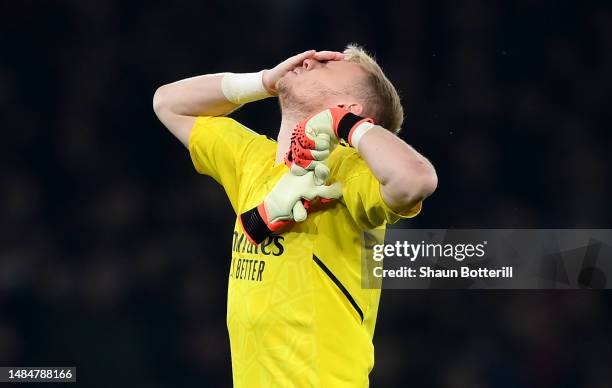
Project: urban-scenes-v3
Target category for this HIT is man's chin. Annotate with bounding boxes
[277,76,292,94]
[277,83,296,106]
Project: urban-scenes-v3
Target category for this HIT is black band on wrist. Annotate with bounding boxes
[336,113,364,143]
[239,206,271,245]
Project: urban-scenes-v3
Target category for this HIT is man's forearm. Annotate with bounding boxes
[153,73,240,146]
[153,73,239,119]
[357,126,438,213]
[153,71,275,146]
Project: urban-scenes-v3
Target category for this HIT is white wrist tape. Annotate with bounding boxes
[221,70,273,105]
[350,122,376,151]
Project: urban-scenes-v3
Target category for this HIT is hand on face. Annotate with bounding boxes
[262,50,345,95]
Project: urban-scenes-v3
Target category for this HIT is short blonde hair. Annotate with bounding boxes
[343,44,404,133]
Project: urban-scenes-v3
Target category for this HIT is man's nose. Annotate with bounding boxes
[302,58,321,71]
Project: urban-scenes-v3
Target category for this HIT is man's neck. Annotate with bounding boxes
[275,114,300,165]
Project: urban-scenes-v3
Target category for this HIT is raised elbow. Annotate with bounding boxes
[401,168,437,203]
[152,85,169,116]
[384,162,438,211]
[413,165,438,200]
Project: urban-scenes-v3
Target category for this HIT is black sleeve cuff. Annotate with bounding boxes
[239,206,271,245]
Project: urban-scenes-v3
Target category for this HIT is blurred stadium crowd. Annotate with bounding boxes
[1,0,611,387]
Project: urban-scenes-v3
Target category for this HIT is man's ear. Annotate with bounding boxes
[336,102,364,115]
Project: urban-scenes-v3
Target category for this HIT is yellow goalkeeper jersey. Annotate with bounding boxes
[188,116,421,388]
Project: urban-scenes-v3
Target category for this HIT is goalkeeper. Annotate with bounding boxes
[153,45,437,387]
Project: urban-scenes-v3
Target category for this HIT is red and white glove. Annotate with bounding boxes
[239,164,341,245]
[285,107,375,175]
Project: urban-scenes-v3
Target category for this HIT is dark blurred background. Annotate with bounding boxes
[1,0,611,387]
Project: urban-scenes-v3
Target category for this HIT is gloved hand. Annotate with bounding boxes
[239,163,342,245]
[285,107,375,175]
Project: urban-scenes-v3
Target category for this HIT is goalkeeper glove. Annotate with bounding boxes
[285,107,375,175]
[239,163,341,245]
